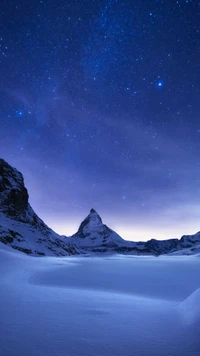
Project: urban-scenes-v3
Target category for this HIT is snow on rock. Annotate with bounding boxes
[0,159,78,256]
[66,208,200,255]
[70,208,126,247]
[1,158,200,257]
[67,208,125,251]
[67,208,152,254]
[178,288,200,325]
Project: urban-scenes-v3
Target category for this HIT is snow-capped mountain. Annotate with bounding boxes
[143,233,200,255]
[67,208,130,252]
[67,209,200,255]
[0,159,77,256]
[1,158,200,257]
[67,209,153,254]
[170,232,200,255]
[69,208,126,248]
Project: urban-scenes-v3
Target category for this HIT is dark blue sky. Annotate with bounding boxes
[0,0,200,240]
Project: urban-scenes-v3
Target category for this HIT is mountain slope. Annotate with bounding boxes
[66,209,200,255]
[66,209,152,254]
[0,159,77,256]
[70,208,126,248]
[1,158,200,257]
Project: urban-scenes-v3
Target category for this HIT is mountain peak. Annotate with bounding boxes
[70,207,127,251]
[76,209,103,238]
[90,208,98,214]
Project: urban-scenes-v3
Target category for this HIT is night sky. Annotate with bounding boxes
[0,0,200,240]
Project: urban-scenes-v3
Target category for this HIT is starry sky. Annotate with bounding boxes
[0,0,200,241]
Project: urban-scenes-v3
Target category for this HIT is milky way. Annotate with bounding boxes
[0,0,200,240]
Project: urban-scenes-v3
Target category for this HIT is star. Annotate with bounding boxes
[17,111,23,116]
[157,81,163,88]
[0,0,199,244]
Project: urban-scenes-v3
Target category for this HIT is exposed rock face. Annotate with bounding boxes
[74,208,124,246]
[145,238,180,255]
[0,159,29,219]
[68,209,200,255]
[70,208,125,247]
[1,158,200,257]
[0,159,77,256]
[146,233,200,255]
[76,209,104,238]
[67,209,152,254]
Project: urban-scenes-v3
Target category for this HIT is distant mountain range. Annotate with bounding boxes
[68,208,200,255]
[0,158,200,256]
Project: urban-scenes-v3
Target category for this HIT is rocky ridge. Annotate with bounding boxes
[0,158,200,256]
[67,209,200,255]
[0,159,77,256]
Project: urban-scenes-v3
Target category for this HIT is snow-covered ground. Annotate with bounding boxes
[0,246,200,356]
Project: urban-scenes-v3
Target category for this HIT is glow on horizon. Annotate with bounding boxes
[44,218,200,242]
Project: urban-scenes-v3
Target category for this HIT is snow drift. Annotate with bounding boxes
[0,249,200,356]
[178,288,200,325]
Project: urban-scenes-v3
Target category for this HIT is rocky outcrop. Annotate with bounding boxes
[0,159,29,219]
[1,158,200,257]
[67,208,200,255]
[71,208,125,245]
[67,209,152,254]
[0,159,78,256]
